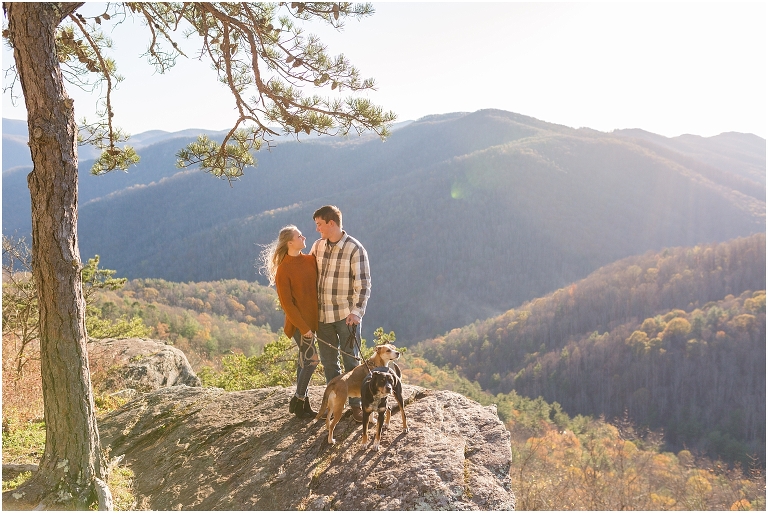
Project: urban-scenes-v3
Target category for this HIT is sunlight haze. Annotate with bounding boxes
[2,2,766,138]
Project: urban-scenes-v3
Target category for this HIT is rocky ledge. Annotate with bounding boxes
[99,384,515,510]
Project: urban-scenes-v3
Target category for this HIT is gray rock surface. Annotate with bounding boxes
[98,384,515,510]
[88,338,201,392]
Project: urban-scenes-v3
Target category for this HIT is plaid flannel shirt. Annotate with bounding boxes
[310,232,371,323]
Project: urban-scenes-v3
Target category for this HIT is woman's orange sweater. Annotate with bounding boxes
[275,253,318,338]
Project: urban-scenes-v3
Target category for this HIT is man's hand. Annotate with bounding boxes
[345,313,361,325]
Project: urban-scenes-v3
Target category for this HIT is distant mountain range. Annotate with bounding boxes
[3,110,765,342]
[415,233,766,464]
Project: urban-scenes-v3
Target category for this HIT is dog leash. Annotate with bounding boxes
[347,324,373,374]
[313,331,363,364]
[302,322,376,373]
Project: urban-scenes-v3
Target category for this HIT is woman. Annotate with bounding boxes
[261,225,319,418]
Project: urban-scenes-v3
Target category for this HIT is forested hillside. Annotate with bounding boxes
[3,110,765,343]
[415,233,766,464]
[398,354,765,510]
[94,278,282,368]
[515,290,764,465]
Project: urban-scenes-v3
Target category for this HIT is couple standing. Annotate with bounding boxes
[261,205,371,421]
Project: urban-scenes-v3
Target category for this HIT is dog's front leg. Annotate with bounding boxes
[361,408,372,446]
[372,403,387,451]
[395,389,409,433]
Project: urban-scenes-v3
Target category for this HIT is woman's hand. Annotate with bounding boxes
[302,330,314,339]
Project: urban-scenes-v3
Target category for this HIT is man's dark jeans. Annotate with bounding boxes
[316,319,361,408]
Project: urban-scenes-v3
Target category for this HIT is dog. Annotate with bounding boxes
[360,364,408,451]
[315,343,401,444]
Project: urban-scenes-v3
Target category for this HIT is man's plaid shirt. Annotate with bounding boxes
[310,232,371,323]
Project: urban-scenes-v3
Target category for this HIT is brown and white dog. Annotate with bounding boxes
[315,343,401,444]
[360,364,408,451]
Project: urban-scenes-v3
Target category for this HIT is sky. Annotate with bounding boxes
[2,2,766,139]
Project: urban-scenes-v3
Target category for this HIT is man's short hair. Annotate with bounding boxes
[313,205,342,227]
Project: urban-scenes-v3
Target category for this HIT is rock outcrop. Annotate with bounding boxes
[98,384,515,510]
[88,338,201,393]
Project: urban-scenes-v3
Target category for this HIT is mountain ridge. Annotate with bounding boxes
[3,110,765,342]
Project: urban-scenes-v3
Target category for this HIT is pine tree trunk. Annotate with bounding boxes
[4,3,109,509]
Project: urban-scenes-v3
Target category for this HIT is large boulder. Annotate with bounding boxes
[88,338,201,393]
[98,384,515,510]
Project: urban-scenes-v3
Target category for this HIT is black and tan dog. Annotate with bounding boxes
[360,364,408,451]
[315,343,401,444]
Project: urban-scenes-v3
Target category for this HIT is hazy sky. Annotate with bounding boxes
[2,2,766,138]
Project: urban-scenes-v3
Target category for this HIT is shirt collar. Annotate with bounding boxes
[327,231,347,247]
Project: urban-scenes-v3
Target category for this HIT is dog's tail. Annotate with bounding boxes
[392,361,402,378]
[315,386,330,421]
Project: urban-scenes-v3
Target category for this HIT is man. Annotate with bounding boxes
[310,205,371,422]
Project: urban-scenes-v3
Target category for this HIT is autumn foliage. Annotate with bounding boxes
[416,234,765,465]
[93,278,283,369]
[401,355,766,511]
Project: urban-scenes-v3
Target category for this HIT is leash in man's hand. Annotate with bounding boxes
[347,323,373,374]
[313,328,366,368]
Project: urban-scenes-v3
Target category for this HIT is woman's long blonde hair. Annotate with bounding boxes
[258,225,299,286]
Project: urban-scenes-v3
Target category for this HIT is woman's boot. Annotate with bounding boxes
[302,396,318,418]
[289,395,299,414]
[293,397,308,418]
